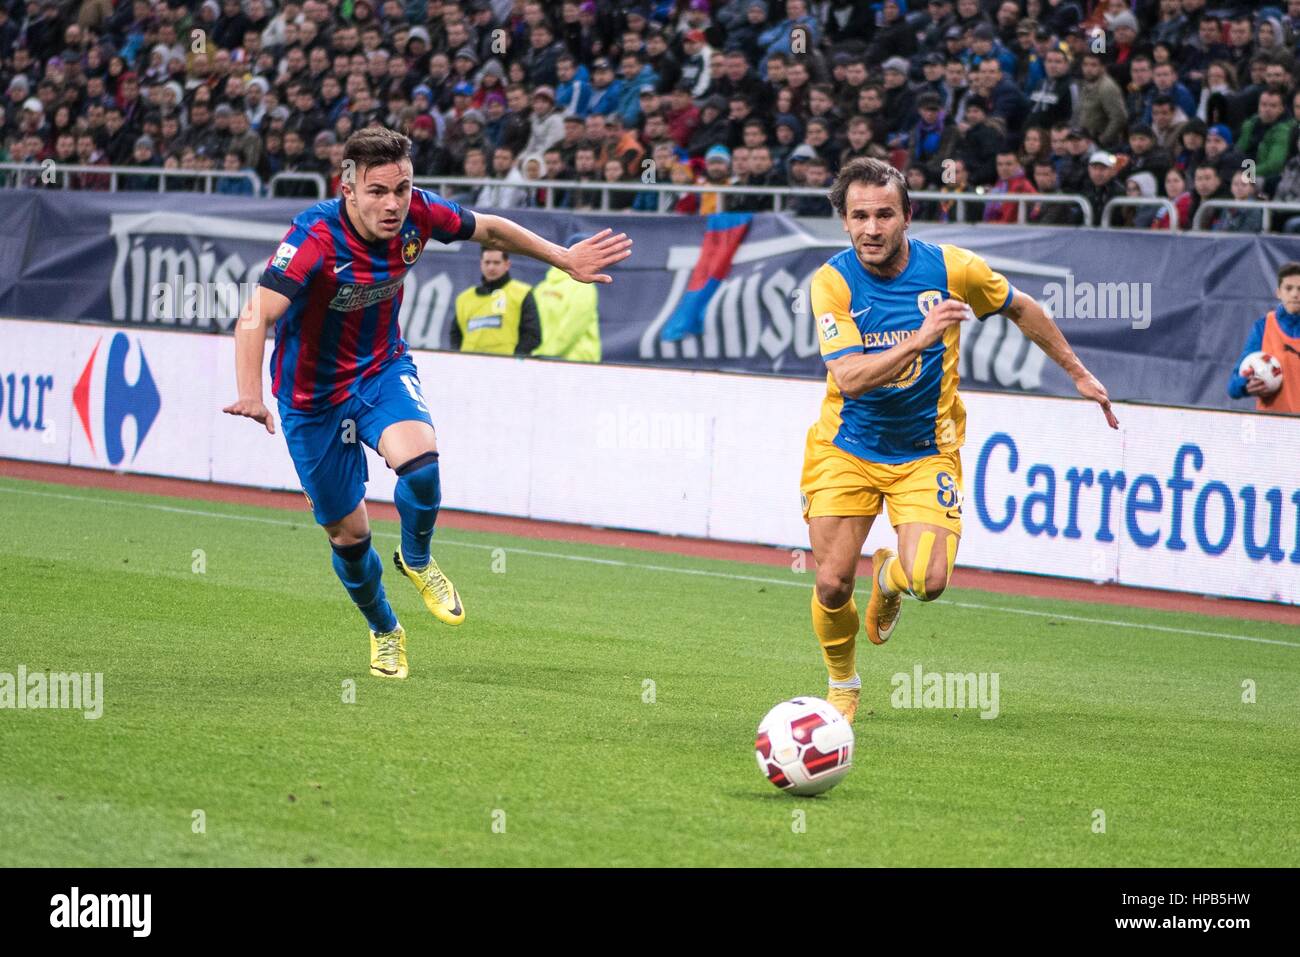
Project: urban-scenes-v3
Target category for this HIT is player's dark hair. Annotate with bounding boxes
[1278,262,1300,283]
[343,127,411,177]
[828,156,910,219]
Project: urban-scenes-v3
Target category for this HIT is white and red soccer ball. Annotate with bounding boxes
[755,697,854,796]
[1239,351,1284,395]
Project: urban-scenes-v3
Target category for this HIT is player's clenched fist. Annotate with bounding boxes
[223,397,276,434]
[917,298,971,347]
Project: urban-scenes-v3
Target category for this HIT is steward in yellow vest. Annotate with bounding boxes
[531,234,603,363]
[452,249,540,355]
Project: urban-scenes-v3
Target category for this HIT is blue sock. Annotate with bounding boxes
[330,536,398,633]
[394,452,441,569]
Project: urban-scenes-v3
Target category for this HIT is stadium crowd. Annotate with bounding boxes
[2,0,1300,228]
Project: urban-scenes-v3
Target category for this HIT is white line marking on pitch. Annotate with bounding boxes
[3,483,1297,649]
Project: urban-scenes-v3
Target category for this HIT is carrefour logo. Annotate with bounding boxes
[974,433,1300,563]
[72,333,161,465]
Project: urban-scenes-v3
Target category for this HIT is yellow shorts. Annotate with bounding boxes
[799,428,964,534]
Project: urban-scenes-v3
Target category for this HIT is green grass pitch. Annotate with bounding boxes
[1,475,1297,867]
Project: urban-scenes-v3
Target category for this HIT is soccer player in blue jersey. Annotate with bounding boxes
[802,158,1119,722]
[223,128,631,679]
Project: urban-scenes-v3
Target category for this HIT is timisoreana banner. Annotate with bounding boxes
[5,191,1300,410]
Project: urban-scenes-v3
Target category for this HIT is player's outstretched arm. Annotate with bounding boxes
[826,298,970,398]
[222,286,291,435]
[470,213,632,283]
[1003,289,1119,429]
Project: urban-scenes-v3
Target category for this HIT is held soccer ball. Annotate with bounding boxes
[755,697,855,796]
[1239,351,1283,395]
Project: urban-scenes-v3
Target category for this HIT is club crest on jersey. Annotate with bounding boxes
[917,290,943,317]
[401,228,423,265]
[818,312,838,342]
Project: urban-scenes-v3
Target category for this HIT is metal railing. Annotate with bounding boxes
[1,162,1284,234]
[268,171,328,198]
[414,175,834,212]
[414,177,1098,222]
[0,161,261,193]
[1192,198,1300,231]
[1099,196,1180,230]
[907,188,1092,224]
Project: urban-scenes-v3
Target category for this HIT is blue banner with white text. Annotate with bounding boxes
[1,191,1297,412]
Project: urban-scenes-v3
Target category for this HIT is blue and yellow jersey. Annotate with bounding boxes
[811,238,1014,464]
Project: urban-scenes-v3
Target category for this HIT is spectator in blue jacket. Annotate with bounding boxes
[965,23,1019,78]
[1144,61,1197,125]
[759,0,820,59]
[978,58,1030,141]
[215,150,255,195]
[587,58,623,118]
[555,55,592,118]
[615,52,658,128]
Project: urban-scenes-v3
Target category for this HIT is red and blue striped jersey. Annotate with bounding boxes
[259,187,476,411]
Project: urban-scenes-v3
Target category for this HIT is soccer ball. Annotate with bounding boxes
[1239,351,1283,395]
[755,697,854,796]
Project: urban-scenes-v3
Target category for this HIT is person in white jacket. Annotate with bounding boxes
[477,145,530,208]
[524,86,566,157]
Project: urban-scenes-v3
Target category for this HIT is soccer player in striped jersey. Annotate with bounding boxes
[223,128,631,679]
[802,158,1118,722]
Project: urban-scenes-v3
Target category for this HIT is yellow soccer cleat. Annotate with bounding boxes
[865,547,903,645]
[827,686,860,724]
[393,550,465,626]
[369,623,409,679]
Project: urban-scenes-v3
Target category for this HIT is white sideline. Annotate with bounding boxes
[3,483,1298,650]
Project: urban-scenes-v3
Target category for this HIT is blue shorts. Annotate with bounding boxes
[279,355,433,526]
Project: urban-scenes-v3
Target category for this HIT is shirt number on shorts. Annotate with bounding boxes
[401,374,429,414]
[936,471,961,511]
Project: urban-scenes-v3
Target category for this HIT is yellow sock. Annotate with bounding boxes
[883,555,910,596]
[811,591,858,683]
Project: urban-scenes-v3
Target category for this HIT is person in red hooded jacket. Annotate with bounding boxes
[982,150,1037,223]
